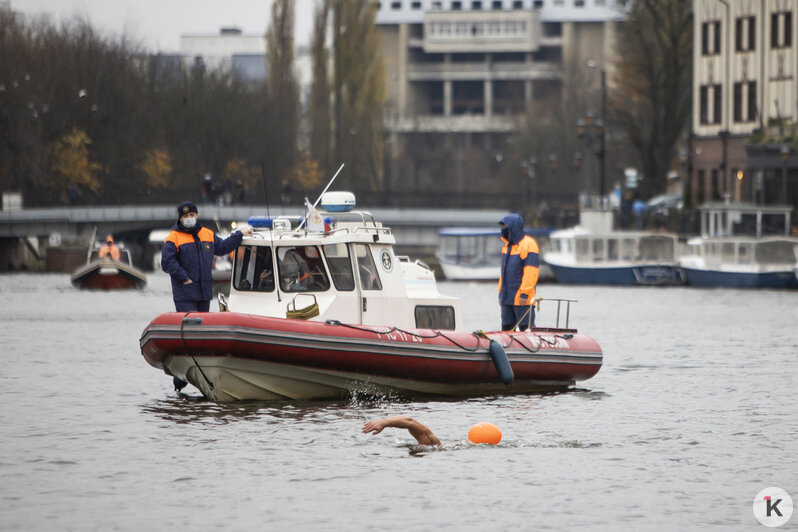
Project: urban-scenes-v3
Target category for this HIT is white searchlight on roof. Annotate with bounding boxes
[320,191,356,212]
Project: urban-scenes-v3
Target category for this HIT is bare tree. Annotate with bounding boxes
[309,0,331,177]
[331,0,385,192]
[613,0,692,199]
[265,0,299,185]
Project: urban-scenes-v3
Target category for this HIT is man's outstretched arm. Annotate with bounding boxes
[362,415,441,446]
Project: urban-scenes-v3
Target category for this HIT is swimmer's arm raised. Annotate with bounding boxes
[362,416,441,446]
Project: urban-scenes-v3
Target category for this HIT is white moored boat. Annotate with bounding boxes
[679,202,798,288]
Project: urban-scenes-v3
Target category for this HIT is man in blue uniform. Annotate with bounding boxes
[498,213,540,330]
[162,201,251,391]
[162,201,252,312]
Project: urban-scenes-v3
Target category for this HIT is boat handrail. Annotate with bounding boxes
[250,225,393,240]
[536,297,579,329]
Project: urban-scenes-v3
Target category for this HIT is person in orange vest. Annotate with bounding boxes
[498,213,539,330]
[98,235,121,261]
[162,201,252,313]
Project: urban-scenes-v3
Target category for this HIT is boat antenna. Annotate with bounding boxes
[298,163,344,230]
[86,225,98,261]
[261,157,281,302]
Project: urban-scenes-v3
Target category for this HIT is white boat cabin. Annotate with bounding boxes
[548,228,681,266]
[698,202,793,238]
[682,237,798,272]
[682,202,798,272]
[226,193,462,330]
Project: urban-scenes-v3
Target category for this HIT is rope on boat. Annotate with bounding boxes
[324,320,574,354]
[325,319,483,352]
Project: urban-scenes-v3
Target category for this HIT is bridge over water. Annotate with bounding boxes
[0,203,508,271]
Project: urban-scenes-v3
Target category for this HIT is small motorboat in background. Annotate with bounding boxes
[71,246,147,290]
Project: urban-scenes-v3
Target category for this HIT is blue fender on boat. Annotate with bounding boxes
[489,339,514,386]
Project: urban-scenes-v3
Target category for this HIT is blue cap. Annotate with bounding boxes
[177,201,198,216]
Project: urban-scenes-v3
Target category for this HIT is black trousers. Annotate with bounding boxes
[174,300,210,312]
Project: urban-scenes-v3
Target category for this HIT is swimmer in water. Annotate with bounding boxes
[362,415,442,446]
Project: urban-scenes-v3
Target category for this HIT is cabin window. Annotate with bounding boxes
[575,238,589,260]
[738,243,752,263]
[721,242,735,263]
[277,245,330,292]
[640,237,674,261]
[415,305,456,330]
[592,239,605,262]
[440,236,458,259]
[233,245,275,292]
[354,244,383,290]
[607,239,619,261]
[755,241,796,264]
[323,243,355,291]
[621,238,636,260]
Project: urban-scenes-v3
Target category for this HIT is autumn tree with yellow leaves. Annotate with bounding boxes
[50,128,100,202]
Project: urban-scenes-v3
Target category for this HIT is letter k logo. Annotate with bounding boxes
[765,496,783,517]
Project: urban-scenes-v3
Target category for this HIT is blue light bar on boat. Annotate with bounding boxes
[248,216,274,228]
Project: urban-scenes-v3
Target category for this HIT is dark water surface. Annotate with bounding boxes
[1,273,796,530]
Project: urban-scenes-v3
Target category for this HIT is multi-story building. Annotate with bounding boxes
[180,28,268,82]
[375,0,627,208]
[692,0,797,208]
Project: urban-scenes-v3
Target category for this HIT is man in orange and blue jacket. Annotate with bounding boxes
[498,213,539,330]
[162,201,252,313]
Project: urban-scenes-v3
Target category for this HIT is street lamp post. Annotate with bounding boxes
[717,0,730,198]
[576,112,603,208]
[520,157,538,217]
[780,144,790,204]
[573,151,583,207]
[588,61,607,209]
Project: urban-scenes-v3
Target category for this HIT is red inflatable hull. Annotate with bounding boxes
[140,312,603,401]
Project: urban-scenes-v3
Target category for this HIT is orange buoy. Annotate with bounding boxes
[467,422,502,445]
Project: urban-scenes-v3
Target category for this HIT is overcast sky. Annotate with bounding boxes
[10,0,315,53]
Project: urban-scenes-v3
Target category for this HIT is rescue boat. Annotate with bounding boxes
[139,192,603,401]
[71,248,146,290]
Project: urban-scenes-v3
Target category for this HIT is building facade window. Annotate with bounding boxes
[735,16,756,51]
[746,81,756,122]
[771,11,793,48]
[702,20,722,55]
[733,82,743,122]
[700,84,724,125]
[733,82,756,122]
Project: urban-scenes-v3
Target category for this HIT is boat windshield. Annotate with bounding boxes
[323,243,355,291]
[277,245,330,292]
[354,243,382,290]
[233,245,275,292]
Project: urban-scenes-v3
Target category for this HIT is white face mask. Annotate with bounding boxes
[182,216,197,229]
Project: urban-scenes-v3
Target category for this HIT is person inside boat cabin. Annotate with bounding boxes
[362,416,441,446]
[162,201,252,313]
[98,235,121,261]
[498,213,540,330]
